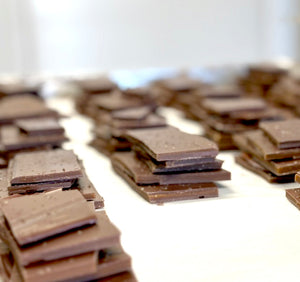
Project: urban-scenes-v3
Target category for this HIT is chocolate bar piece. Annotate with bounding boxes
[260,119,300,149]
[21,251,98,282]
[124,126,218,161]
[235,153,294,183]
[196,85,243,98]
[112,162,218,203]
[1,190,97,245]
[111,106,153,120]
[247,130,300,160]
[76,77,117,94]
[98,271,137,282]
[0,211,120,266]
[9,149,82,184]
[112,152,230,185]
[16,118,64,136]
[286,188,300,210]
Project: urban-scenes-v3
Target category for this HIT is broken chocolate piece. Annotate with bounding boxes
[286,188,300,210]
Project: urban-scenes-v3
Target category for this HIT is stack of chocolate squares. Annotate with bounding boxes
[90,90,166,156]
[0,189,135,281]
[151,75,203,107]
[0,149,104,209]
[0,95,66,167]
[234,119,300,183]
[74,76,118,115]
[188,85,244,121]
[196,97,293,150]
[238,64,288,97]
[286,172,300,211]
[111,126,231,204]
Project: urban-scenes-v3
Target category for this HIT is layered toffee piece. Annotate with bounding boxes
[192,97,292,150]
[90,90,166,156]
[234,119,300,183]
[111,126,230,204]
[0,189,134,281]
[0,149,104,209]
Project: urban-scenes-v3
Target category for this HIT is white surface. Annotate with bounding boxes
[1,0,299,74]
[48,97,300,282]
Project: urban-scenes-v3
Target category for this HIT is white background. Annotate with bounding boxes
[0,0,299,74]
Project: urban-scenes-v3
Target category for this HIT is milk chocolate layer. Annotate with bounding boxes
[112,163,218,203]
[1,190,97,246]
[9,149,82,184]
[112,152,230,185]
[235,153,294,183]
[260,119,300,149]
[286,188,300,210]
[124,126,218,161]
[0,211,120,266]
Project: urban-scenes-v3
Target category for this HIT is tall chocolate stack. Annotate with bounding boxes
[111,126,231,204]
[238,64,288,97]
[0,189,135,281]
[196,97,292,150]
[0,149,104,209]
[0,95,67,167]
[286,172,300,211]
[234,119,300,183]
[90,90,166,156]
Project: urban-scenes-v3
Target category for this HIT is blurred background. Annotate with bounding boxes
[1,0,300,75]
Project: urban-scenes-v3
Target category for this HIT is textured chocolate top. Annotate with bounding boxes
[9,149,82,184]
[259,119,300,149]
[1,189,97,245]
[16,118,64,136]
[202,98,266,115]
[125,126,218,161]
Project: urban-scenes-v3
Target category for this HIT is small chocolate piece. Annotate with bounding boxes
[1,190,97,245]
[286,188,300,210]
[20,251,98,282]
[111,106,153,120]
[16,118,64,136]
[9,149,82,184]
[112,152,230,185]
[76,77,117,94]
[0,211,120,266]
[98,271,137,282]
[259,119,300,149]
[196,85,243,99]
[124,126,218,161]
[112,162,218,203]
